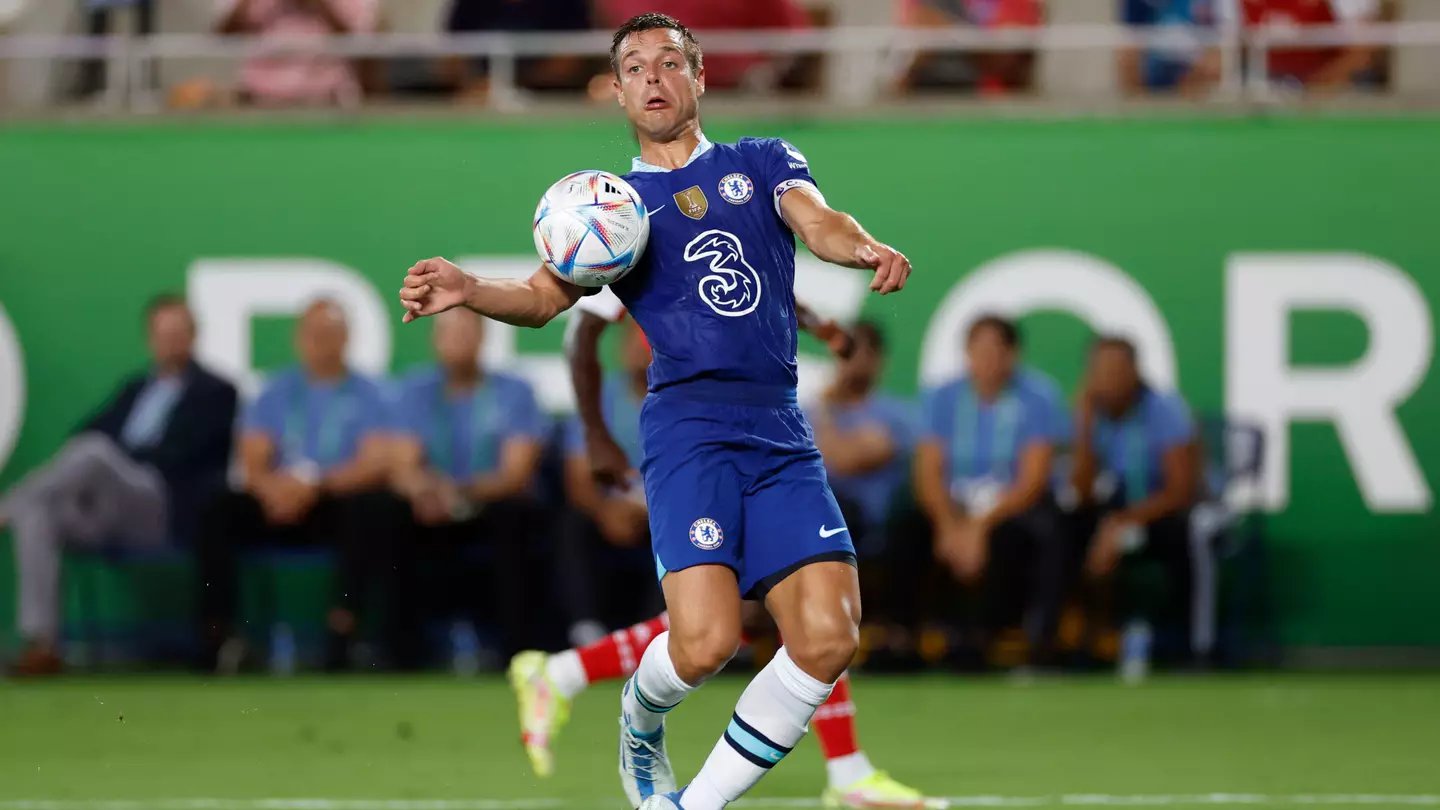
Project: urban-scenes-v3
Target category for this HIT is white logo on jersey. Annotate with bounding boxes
[685,230,763,318]
[782,142,807,165]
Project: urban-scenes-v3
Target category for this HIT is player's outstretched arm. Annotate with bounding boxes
[564,309,633,489]
[398,258,585,328]
[780,187,911,295]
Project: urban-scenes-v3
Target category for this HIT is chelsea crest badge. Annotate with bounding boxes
[718,173,754,205]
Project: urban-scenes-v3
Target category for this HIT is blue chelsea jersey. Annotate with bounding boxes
[609,136,821,405]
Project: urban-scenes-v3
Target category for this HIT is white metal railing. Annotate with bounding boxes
[2,22,1439,112]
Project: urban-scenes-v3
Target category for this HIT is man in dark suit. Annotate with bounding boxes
[0,294,237,676]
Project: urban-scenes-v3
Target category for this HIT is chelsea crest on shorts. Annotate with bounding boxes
[689,517,724,550]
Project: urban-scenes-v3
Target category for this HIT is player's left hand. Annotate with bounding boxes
[856,242,911,295]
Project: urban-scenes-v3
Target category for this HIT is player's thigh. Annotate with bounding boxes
[660,564,744,678]
[764,559,862,682]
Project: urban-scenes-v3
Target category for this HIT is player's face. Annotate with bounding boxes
[433,311,484,372]
[1088,346,1139,415]
[296,303,347,373]
[613,28,704,141]
[146,304,194,369]
[965,326,1015,391]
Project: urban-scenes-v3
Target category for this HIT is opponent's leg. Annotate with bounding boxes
[621,565,742,807]
[509,614,670,777]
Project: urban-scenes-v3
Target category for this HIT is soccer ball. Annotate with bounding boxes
[533,170,650,288]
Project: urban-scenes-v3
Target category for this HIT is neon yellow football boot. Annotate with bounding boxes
[506,651,572,778]
[822,771,950,809]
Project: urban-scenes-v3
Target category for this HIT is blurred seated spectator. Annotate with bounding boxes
[76,0,156,98]
[588,3,811,101]
[554,310,659,645]
[1119,0,1234,95]
[195,299,394,673]
[1072,336,1200,664]
[914,315,1067,669]
[805,321,921,665]
[1,295,236,677]
[386,309,549,667]
[898,0,1043,96]
[442,0,595,105]
[170,0,378,109]
[1242,0,1380,90]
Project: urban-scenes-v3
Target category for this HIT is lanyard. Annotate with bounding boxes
[429,382,499,478]
[1121,409,1149,505]
[952,382,1020,481]
[1100,403,1150,505]
[284,377,355,467]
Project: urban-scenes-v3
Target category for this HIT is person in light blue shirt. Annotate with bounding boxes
[196,299,396,673]
[914,314,1069,669]
[387,308,549,667]
[1072,335,1200,662]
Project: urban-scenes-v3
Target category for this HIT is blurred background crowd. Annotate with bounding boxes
[0,0,1436,686]
[0,0,1432,112]
[0,293,1238,679]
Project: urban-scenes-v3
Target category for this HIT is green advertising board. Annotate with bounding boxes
[0,117,1436,650]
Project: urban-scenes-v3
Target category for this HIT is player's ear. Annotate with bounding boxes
[695,66,705,97]
[613,76,624,106]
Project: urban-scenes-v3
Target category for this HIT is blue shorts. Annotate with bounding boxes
[639,390,857,600]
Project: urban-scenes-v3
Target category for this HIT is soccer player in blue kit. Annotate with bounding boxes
[397,12,911,810]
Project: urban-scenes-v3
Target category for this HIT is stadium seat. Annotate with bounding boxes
[65,542,339,671]
[1194,415,1278,668]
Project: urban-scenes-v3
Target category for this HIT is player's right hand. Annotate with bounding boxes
[399,257,469,323]
[586,432,635,490]
[856,241,911,295]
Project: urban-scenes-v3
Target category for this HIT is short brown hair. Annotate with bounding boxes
[610,13,704,78]
[144,292,190,327]
[966,314,1020,349]
[1091,334,1138,365]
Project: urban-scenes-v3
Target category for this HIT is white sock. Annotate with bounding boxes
[544,650,589,700]
[622,631,696,736]
[826,751,877,788]
[680,646,835,810]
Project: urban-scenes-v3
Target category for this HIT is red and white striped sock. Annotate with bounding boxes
[813,672,875,787]
[545,614,670,699]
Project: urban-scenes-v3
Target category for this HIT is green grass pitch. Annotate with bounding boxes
[2,674,1438,808]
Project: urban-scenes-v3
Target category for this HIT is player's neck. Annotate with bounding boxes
[637,123,705,170]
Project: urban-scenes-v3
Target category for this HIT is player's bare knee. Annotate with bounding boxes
[785,613,859,684]
[668,625,740,684]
